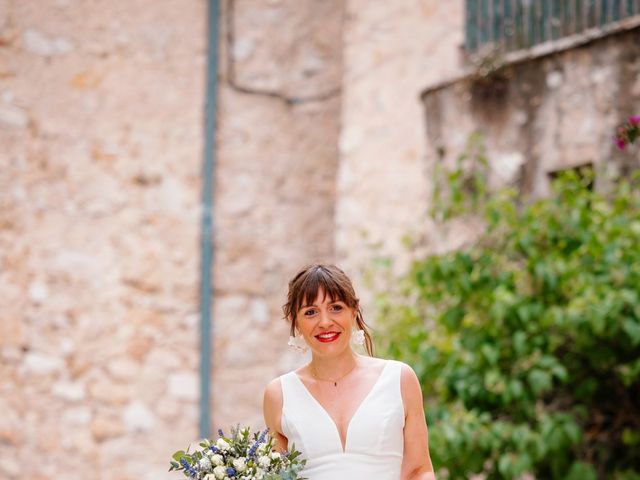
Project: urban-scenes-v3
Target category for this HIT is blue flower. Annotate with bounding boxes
[248,427,270,457]
[248,441,259,457]
[226,466,237,477]
[179,458,198,478]
[218,428,225,437]
[209,445,220,453]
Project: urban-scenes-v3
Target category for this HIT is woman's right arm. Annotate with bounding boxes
[262,378,289,453]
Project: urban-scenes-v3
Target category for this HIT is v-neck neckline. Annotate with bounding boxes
[292,360,391,454]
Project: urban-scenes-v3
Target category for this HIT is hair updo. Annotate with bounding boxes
[282,263,375,356]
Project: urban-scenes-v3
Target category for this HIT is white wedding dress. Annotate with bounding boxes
[279,359,404,480]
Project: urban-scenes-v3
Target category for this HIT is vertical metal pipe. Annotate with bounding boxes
[200,0,220,440]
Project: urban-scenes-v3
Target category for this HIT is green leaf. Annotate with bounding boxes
[172,450,186,462]
[622,319,640,346]
[563,420,582,445]
[527,369,552,395]
[566,461,597,480]
[622,428,640,446]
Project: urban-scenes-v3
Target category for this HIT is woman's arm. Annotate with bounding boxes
[262,378,289,453]
[399,363,437,480]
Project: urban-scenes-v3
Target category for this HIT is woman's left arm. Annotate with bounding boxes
[400,363,436,480]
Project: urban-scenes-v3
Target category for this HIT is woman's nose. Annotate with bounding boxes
[318,309,333,326]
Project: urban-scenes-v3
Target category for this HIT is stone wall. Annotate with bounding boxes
[0,0,345,478]
[335,0,466,298]
[421,28,640,199]
[0,1,203,479]
[211,0,344,430]
[0,0,206,480]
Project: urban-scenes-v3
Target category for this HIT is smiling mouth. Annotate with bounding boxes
[315,332,341,343]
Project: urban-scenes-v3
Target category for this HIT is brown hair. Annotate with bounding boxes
[282,264,375,356]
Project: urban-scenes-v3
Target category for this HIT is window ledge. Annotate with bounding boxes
[420,16,640,100]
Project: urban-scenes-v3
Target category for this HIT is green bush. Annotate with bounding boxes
[375,169,640,479]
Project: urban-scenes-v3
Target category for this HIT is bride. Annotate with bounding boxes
[263,264,436,480]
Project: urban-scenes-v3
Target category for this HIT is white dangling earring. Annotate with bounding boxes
[351,328,365,346]
[288,334,309,353]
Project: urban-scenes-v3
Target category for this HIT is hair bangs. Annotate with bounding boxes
[294,266,353,315]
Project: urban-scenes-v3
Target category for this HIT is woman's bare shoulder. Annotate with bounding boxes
[395,361,423,412]
[263,376,284,434]
[263,376,283,406]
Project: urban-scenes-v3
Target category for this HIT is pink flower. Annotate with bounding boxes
[615,136,627,150]
[629,115,640,126]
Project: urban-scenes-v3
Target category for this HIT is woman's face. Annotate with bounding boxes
[295,288,356,356]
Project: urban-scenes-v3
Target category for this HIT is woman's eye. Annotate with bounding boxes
[304,309,316,316]
[331,304,343,311]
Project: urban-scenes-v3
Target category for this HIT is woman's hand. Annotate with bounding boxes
[399,363,436,480]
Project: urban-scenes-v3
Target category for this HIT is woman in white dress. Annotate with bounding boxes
[263,264,436,480]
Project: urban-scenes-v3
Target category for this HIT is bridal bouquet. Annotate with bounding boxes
[169,425,306,480]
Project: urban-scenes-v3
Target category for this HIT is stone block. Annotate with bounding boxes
[52,380,86,402]
[88,379,131,406]
[0,105,28,128]
[22,352,65,375]
[91,414,125,442]
[22,29,73,56]
[122,400,155,432]
[167,372,198,401]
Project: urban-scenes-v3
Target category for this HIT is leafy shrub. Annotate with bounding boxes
[375,169,640,479]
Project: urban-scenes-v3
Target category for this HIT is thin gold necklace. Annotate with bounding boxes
[310,361,358,387]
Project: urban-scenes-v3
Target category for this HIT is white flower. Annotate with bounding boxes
[210,454,224,466]
[216,438,231,451]
[256,443,268,454]
[232,457,247,472]
[213,465,227,480]
[255,467,265,480]
[258,455,271,468]
[199,456,212,471]
[269,451,281,461]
